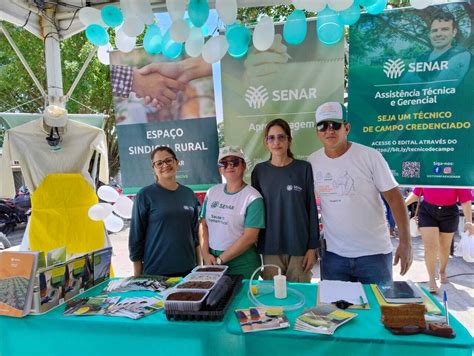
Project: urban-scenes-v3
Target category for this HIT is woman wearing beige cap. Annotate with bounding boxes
[199,146,264,278]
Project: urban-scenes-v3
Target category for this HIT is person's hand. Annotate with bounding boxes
[131,68,185,109]
[393,239,413,276]
[302,249,316,273]
[202,252,217,265]
[244,34,291,85]
[464,222,474,235]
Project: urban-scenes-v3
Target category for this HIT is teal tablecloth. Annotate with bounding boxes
[0,281,472,356]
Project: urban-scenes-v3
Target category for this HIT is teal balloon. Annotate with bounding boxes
[359,0,377,6]
[144,24,162,54]
[101,5,123,28]
[188,0,209,28]
[366,0,387,15]
[226,24,251,58]
[162,29,183,59]
[338,2,361,25]
[283,9,307,46]
[317,7,343,45]
[85,24,109,46]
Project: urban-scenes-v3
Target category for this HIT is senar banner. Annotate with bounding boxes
[110,48,220,194]
[221,19,344,180]
[348,2,473,187]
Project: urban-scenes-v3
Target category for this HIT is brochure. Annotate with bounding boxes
[235,307,290,333]
[106,297,164,319]
[295,305,357,335]
[0,251,39,317]
[36,263,66,313]
[63,295,120,316]
[104,276,179,294]
[92,247,113,285]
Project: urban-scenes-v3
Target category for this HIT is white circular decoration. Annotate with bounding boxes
[104,214,124,233]
[252,16,275,51]
[410,0,432,9]
[97,185,120,203]
[115,28,136,53]
[216,0,238,25]
[79,7,107,27]
[327,0,354,11]
[166,0,187,21]
[113,196,134,219]
[122,16,145,37]
[171,19,190,43]
[185,27,205,57]
[97,43,112,65]
[88,203,113,221]
[202,35,229,64]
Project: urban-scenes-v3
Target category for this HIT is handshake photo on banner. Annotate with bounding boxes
[111,55,214,124]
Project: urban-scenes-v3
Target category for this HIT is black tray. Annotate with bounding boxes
[165,274,243,321]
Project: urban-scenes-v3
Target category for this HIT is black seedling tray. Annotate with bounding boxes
[165,274,243,321]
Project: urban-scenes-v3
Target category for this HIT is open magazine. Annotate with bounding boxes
[295,305,357,335]
[235,307,290,333]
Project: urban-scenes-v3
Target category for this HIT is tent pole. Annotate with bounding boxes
[0,22,47,99]
[66,46,98,100]
[43,7,63,104]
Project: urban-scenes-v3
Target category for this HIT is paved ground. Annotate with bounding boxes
[3,225,473,335]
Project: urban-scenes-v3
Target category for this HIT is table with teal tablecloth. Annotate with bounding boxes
[0,281,472,356]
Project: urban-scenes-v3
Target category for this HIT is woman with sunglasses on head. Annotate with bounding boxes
[251,119,320,282]
[199,146,264,278]
[129,146,201,277]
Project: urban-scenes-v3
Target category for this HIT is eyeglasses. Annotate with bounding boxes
[265,134,288,143]
[153,157,175,168]
[218,158,242,169]
[316,121,345,132]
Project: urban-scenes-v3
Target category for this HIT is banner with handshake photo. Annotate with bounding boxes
[221,19,345,181]
[110,49,220,194]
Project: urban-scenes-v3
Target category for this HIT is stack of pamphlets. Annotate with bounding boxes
[295,305,357,335]
[235,307,290,333]
[376,281,423,304]
[104,276,179,294]
[106,297,164,319]
[63,295,120,316]
[64,295,163,319]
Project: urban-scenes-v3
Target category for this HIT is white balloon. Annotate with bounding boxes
[79,7,107,27]
[97,43,112,65]
[253,16,275,51]
[292,0,327,12]
[170,19,190,43]
[120,0,135,18]
[327,0,353,11]
[122,16,145,37]
[216,0,237,25]
[133,0,155,25]
[104,214,124,233]
[185,27,204,57]
[202,35,229,64]
[88,203,113,221]
[115,28,136,53]
[166,0,187,21]
[88,204,104,221]
[410,0,432,9]
[113,196,134,219]
[97,185,120,203]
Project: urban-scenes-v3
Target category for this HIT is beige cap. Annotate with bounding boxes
[218,146,245,162]
[44,105,68,127]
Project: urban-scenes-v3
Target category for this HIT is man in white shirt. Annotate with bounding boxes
[308,102,412,284]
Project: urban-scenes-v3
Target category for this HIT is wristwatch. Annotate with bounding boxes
[216,257,223,265]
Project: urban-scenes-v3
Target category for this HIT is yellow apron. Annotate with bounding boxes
[29,174,105,254]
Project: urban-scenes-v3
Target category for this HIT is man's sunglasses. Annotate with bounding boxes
[218,158,242,169]
[153,157,175,168]
[316,121,346,132]
[266,134,288,143]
